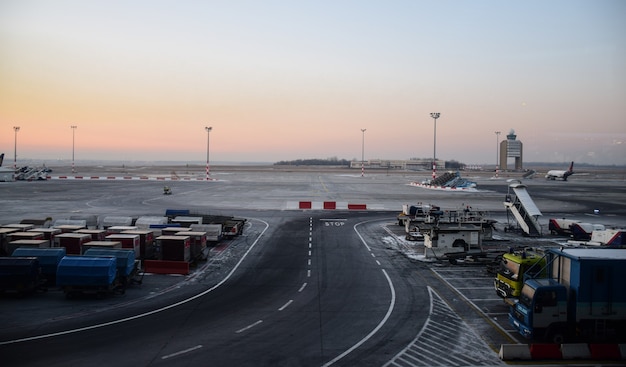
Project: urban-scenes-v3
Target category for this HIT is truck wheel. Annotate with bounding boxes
[552,333,565,344]
[548,330,566,344]
[452,239,468,251]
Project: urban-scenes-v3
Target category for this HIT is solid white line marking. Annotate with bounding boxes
[298,283,307,292]
[278,300,293,311]
[322,269,396,367]
[320,218,347,221]
[162,345,203,359]
[0,219,271,346]
[236,320,263,334]
[323,219,397,366]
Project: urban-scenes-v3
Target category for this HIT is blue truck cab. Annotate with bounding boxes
[509,278,568,340]
[509,248,626,343]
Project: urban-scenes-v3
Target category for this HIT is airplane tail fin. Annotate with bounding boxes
[0,153,4,167]
[563,161,574,180]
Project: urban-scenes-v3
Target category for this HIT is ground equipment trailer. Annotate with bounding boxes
[0,257,44,294]
[56,256,123,298]
[84,248,142,286]
[494,248,546,299]
[10,247,66,286]
[509,248,626,343]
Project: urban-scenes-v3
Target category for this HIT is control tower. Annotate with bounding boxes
[499,129,523,171]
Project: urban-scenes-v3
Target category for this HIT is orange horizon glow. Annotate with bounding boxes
[1,1,625,165]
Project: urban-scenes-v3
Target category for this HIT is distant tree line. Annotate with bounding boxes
[274,157,351,166]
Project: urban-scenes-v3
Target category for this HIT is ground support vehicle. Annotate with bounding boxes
[56,256,122,298]
[569,222,606,241]
[509,248,626,343]
[588,229,626,247]
[397,204,433,227]
[190,224,222,244]
[223,218,246,237]
[548,218,580,236]
[494,248,546,299]
[0,257,44,295]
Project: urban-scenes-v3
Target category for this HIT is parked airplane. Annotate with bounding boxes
[545,161,574,181]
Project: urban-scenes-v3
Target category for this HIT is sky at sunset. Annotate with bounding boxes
[1,0,625,166]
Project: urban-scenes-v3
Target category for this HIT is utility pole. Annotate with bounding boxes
[71,125,77,173]
[495,131,501,178]
[13,126,20,169]
[430,113,440,181]
[205,126,212,180]
[361,128,366,177]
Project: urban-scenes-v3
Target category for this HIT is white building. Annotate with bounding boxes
[0,167,14,182]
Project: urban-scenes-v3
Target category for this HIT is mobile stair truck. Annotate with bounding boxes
[494,248,546,299]
[508,248,626,343]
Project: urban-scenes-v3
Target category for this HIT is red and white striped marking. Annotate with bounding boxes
[48,176,216,181]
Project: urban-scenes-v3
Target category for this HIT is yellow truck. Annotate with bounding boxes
[494,248,546,299]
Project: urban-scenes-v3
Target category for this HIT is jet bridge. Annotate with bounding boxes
[504,183,542,236]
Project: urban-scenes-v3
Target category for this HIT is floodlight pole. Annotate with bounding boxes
[205,126,212,180]
[13,126,20,169]
[361,128,366,177]
[71,125,77,173]
[430,113,440,180]
[495,131,501,178]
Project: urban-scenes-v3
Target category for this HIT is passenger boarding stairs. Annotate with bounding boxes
[14,166,48,181]
[430,172,456,186]
[504,183,542,236]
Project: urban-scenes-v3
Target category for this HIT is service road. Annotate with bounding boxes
[1,167,625,366]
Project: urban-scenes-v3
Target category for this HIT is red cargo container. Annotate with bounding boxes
[121,230,155,259]
[105,234,140,258]
[55,233,92,255]
[156,235,190,262]
[28,227,61,247]
[8,231,45,242]
[75,229,107,241]
[178,231,207,261]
